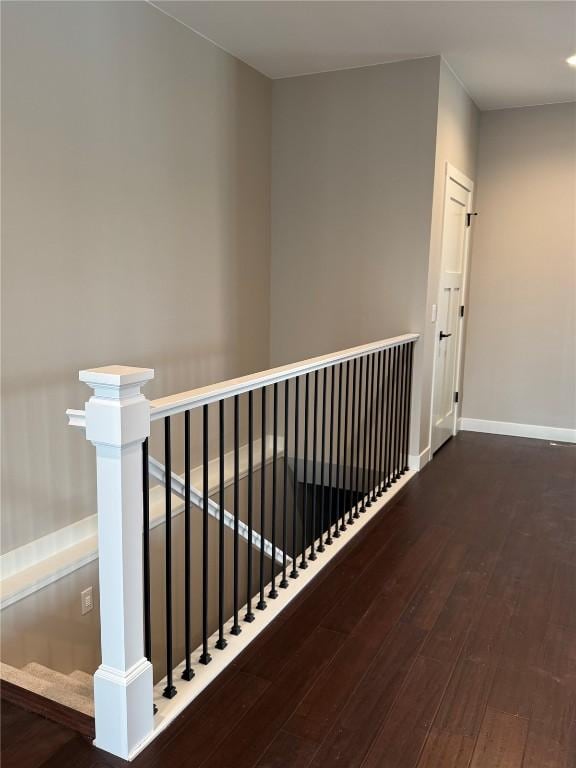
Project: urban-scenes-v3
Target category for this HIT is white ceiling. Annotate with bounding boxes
[153,1,576,110]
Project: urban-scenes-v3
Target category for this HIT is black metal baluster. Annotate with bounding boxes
[366,353,376,506]
[364,354,372,508]
[378,350,385,492]
[142,438,152,663]
[300,374,309,568]
[310,371,319,559]
[163,418,177,697]
[345,360,353,525]
[385,347,394,489]
[215,401,227,649]
[231,396,241,635]
[403,343,414,472]
[269,383,279,598]
[142,437,157,714]
[386,348,397,488]
[393,347,400,482]
[199,407,212,664]
[376,349,386,488]
[371,351,382,503]
[332,366,341,538]
[374,352,383,497]
[354,356,364,517]
[257,388,267,609]
[245,392,255,620]
[182,413,194,678]
[377,350,387,496]
[348,358,357,525]
[280,381,290,588]
[392,347,401,483]
[364,355,373,509]
[394,346,404,480]
[398,345,408,477]
[340,361,350,530]
[342,360,353,527]
[361,355,371,511]
[370,352,379,503]
[291,378,300,578]
[335,364,345,534]
[318,369,327,552]
[327,366,335,542]
[388,347,398,486]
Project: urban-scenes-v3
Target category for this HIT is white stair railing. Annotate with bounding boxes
[67,333,419,760]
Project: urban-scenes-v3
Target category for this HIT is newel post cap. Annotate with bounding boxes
[80,365,154,447]
[80,365,154,391]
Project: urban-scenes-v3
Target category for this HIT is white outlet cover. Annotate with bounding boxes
[81,586,93,615]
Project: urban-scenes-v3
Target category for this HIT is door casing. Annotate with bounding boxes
[429,162,475,454]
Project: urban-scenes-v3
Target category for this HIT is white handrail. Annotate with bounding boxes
[150,333,419,421]
[67,408,86,428]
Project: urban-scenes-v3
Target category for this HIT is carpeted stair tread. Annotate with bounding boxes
[69,670,94,688]
[0,662,94,717]
[22,662,93,698]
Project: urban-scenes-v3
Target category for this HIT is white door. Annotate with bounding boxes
[431,165,474,453]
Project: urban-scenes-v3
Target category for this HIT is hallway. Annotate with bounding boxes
[2,432,575,768]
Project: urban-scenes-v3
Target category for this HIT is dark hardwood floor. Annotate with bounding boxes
[2,432,575,768]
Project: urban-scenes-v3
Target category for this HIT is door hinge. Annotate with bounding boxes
[454,391,459,403]
[460,305,465,318]
[466,212,478,227]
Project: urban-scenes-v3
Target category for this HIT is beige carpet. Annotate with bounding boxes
[0,661,94,716]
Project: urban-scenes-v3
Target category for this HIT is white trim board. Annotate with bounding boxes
[459,418,576,444]
[0,436,283,610]
[408,445,431,471]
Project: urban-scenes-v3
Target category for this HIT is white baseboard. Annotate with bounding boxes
[0,515,98,584]
[459,418,576,444]
[408,445,431,471]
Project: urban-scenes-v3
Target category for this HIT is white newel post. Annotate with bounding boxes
[79,365,155,760]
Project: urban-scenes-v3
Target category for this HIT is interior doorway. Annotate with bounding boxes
[431,163,474,454]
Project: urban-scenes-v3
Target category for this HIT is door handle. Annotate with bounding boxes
[439,331,452,341]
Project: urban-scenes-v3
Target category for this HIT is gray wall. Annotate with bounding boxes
[463,103,576,429]
[1,1,272,552]
[270,56,479,456]
[270,57,442,454]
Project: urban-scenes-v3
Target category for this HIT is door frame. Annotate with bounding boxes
[429,162,475,453]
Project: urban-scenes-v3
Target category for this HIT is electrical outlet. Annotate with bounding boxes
[81,587,93,615]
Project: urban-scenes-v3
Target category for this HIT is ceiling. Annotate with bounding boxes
[152,1,576,110]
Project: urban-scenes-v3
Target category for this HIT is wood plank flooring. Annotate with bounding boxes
[2,432,575,768]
